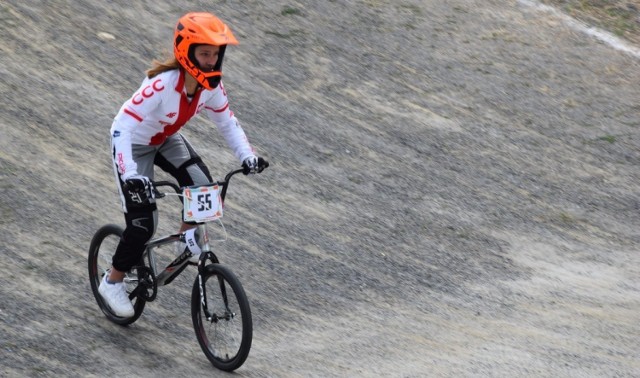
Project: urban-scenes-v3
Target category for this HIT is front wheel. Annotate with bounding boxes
[191,264,252,372]
[88,224,146,325]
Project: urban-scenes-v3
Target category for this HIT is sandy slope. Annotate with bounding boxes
[1,0,639,377]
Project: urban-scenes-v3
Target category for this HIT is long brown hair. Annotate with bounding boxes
[146,56,181,78]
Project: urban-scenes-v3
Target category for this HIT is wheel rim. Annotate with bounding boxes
[198,273,245,362]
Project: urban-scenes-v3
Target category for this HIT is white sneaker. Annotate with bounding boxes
[176,242,200,265]
[175,241,201,264]
[98,274,135,317]
[189,251,201,264]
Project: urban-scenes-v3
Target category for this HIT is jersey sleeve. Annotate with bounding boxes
[202,82,255,162]
[111,76,164,180]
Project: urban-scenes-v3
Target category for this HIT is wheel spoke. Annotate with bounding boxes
[191,264,252,371]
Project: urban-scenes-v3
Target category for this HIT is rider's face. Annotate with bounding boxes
[194,45,220,71]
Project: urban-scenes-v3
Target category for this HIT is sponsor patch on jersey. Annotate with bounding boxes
[112,130,121,137]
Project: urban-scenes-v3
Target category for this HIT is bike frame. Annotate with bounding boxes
[131,168,245,321]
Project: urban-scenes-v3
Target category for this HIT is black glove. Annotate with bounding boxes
[242,156,269,175]
[123,175,152,203]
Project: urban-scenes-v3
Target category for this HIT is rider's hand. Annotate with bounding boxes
[123,175,152,203]
[242,156,269,175]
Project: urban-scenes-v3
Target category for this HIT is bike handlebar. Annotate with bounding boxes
[152,167,246,202]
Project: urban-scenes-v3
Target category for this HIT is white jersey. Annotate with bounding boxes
[110,69,255,180]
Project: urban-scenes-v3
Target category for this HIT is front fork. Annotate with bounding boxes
[193,224,233,323]
[196,253,219,322]
[196,223,221,321]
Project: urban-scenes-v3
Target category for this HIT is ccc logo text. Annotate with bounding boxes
[132,79,164,105]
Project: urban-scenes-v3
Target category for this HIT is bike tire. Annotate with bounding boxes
[88,224,146,325]
[191,264,253,372]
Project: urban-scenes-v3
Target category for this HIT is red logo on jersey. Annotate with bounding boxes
[117,152,126,174]
[132,79,165,105]
[166,112,177,118]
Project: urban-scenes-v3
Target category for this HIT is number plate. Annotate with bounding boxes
[183,185,223,223]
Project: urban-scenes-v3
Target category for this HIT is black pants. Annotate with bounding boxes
[111,133,212,272]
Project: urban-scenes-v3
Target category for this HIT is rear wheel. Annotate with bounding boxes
[191,264,252,371]
[88,224,146,325]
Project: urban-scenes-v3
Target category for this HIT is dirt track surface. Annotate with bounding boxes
[1,1,639,377]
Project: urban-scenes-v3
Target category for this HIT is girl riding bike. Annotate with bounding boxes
[100,11,268,318]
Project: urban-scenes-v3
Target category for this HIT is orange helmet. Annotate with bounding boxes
[173,12,239,89]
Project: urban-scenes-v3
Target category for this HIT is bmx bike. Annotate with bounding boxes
[88,166,262,371]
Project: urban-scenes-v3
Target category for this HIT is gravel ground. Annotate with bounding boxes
[1,0,639,377]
